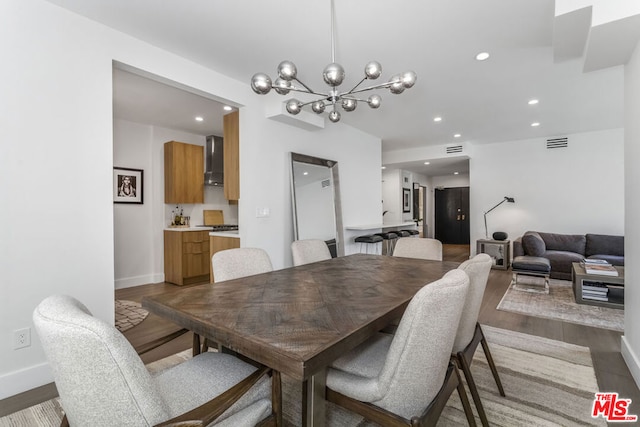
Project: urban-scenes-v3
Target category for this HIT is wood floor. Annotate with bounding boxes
[2,244,639,419]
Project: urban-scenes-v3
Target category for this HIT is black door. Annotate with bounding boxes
[435,187,470,244]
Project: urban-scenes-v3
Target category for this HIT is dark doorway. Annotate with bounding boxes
[435,187,470,244]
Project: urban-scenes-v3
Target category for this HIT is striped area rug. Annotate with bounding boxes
[0,326,605,426]
[497,279,624,332]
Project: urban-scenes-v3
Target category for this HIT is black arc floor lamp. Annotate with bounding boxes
[484,196,515,239]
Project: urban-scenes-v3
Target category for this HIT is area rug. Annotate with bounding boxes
[497,279,624,332]
[114,299,148,332]
[0,326,606,426]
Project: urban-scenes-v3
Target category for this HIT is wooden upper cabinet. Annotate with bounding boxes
[164,141,204,204]
[223,111,239,201]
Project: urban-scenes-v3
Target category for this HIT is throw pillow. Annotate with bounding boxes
[522,232,546,256]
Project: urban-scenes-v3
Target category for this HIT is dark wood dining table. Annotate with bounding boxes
[142,253,460,426]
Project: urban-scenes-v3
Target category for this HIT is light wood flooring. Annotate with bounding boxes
[2,244,639,419]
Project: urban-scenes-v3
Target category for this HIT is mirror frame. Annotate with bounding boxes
[290,152,345,257]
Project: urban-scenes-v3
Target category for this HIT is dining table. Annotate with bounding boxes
[142,253,460,426]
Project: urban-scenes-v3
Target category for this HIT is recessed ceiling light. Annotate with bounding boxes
[303,171,309,176]
[195,116,204,122]
[531,122,540,127]
[454,134,461,138]
[424,161,430,165]
[475,52,490,61]
[223,106,233,111]
[381,166,386,170]
[528,99,539,105]
[454,172,459,175]
[433,116,442,122]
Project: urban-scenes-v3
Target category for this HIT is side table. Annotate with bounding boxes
[476,239,510,270]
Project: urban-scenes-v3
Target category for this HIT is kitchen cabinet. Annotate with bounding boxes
[164,230,210,285]
[209,235,240,283]
[164,141,204,204]
[223,111,239,201]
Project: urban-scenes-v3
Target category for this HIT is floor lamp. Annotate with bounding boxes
[484,196,515,239]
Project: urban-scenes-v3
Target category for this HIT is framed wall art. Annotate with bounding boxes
[113,167,143,204]
[403,188,411,212]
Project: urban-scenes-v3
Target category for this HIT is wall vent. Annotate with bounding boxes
[321,179,331,188]
[446,145,463,154]
[546,137,568,149]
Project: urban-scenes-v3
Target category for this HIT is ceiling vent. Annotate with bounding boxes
[546,137,568,149]
[446,145,463,154]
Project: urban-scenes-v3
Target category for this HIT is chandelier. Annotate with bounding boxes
[250,0,417,123]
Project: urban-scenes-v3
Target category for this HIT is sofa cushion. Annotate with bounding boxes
[585,234,624,257]
[538,232,586,255]
[512,256,551,273]
[522,232,546,256]
[544,250,585,280]
[587,255,625,267]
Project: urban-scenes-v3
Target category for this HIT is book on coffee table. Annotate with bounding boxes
[582,259,610,265]
[584,263,618,276]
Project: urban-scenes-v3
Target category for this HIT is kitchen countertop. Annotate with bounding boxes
[345,221,417,230]
[164,226,213,231]
[209,230,240,238]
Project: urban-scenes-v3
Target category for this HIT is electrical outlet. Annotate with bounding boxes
[14,327,31,349]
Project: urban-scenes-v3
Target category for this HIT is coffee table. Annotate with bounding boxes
[571,262,624,309]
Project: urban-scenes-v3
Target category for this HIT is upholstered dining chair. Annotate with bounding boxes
[326,269,477,426]
[453,253,505,427]
[212,247,273,282]
[291,239,332,266]
[33,294,281,427]
[392,237,443,261]
[200,247,275,353]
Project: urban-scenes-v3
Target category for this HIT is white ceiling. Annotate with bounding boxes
[56,0,626,176]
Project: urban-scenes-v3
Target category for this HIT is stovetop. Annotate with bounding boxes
[207,224,239,231]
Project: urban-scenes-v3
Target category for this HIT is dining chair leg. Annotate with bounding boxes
[478,323,505,397]
[455,352,489,427]
[454,363,478,427]
[192,333,201,356]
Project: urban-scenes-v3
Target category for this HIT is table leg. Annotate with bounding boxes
[302,368,326,427]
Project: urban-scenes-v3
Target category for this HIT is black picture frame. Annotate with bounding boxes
[403,188,411,212]
[113,167,143,204]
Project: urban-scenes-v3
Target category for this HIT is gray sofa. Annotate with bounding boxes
[513,231,624,280]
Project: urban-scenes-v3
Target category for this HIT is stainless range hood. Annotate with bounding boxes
[204,135,224,186]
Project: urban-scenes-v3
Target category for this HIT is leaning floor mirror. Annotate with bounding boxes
[290,152,344,257]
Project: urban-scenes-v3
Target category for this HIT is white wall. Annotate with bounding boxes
[0,0,381,398]
[113,119,237,289]
[469,128,624,247]
[621,40,640,388]
[382,169,402,224]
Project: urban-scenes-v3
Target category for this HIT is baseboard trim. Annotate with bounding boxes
[0,362,53,401]
[621,335,640,390]
[115,273,164,289]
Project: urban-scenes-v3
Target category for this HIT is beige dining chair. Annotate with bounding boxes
[199,247,275,353]
[212,247,274,282]
[291,239,332,266]
[33,294,281,427]
[392,237,443,261]
[453,253,505,427]
[325,269,477,426]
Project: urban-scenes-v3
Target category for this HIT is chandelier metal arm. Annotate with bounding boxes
[281,85,329,97]
[339,95,372,103]
[298,97,331,108]
[292,78,317,94]
[343,77,367,95]
[345,80,398,95]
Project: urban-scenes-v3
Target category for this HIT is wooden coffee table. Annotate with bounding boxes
[571,262,624,309]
